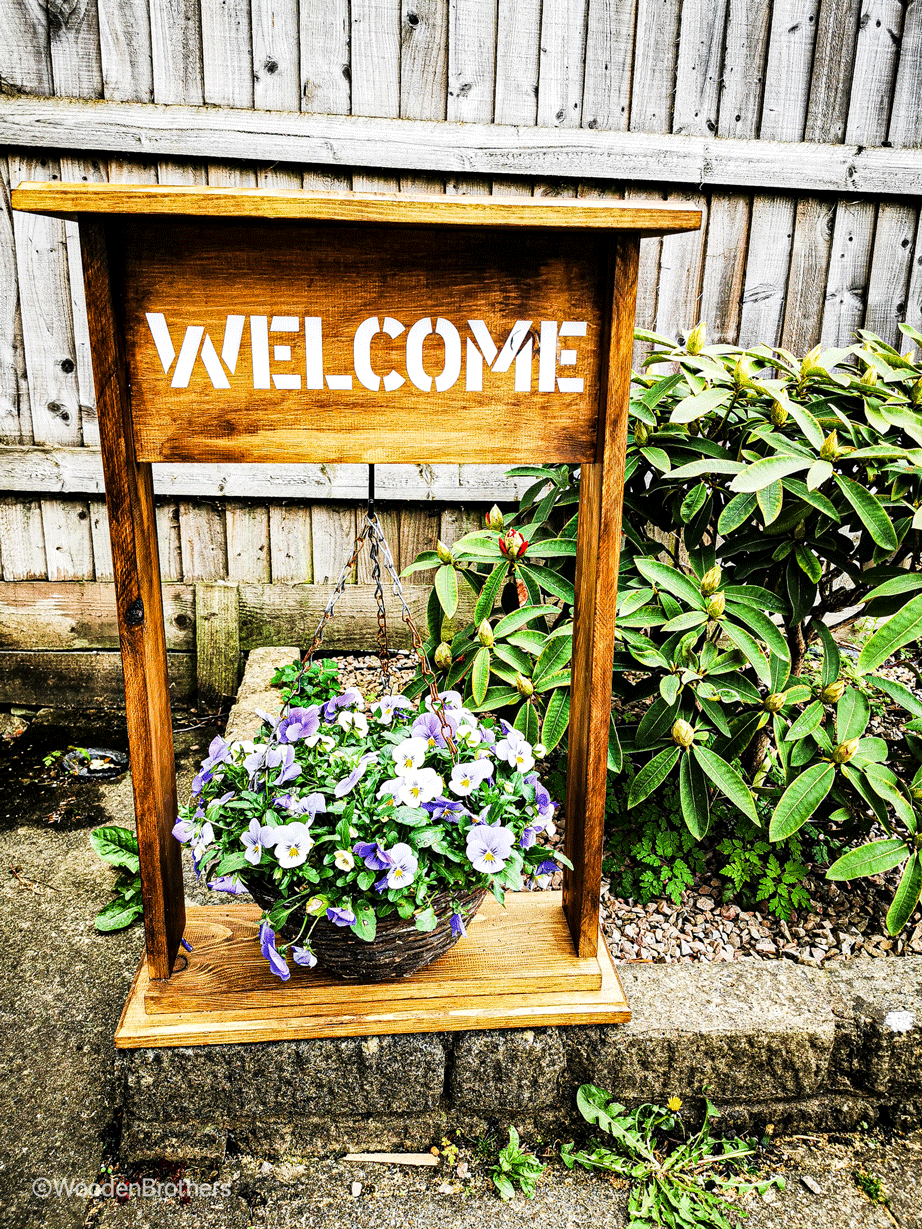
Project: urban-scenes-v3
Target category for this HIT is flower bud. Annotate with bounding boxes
[832,737,861,764]
[819,430,839,461]
[486,504,505,530]
[515,672,535,697]
[769,399,789,427]
[434,641,453,671]
[763,692,787,713]
[634,421,650,445]
[499,529,529,559]
[436,539,453,564]
[700,564,722,596]
[685,322,706,355]
[671,719,695,748]
[477,618,495,648]
[733,356,755,389]
[820,679,845,704]
[707,592,726,619]
[801,345,823,378]
[533,742,547,759]
[861,365,878,387]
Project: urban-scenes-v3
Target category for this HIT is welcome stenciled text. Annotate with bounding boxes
[145,313,589,395]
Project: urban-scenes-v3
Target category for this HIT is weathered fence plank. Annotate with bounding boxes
[0,159,30,443]
[40,498,95,580]
[178,500,227,580]
[0,497,47,579]
[0,649,196,706]
[6,98,922,194]
[0,580,195,650]
[226,500,271,583]
[195,579,240,706]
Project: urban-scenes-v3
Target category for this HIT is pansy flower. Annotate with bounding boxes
[259,922,290,981]
[372,694,414,725]
[277,706,321,744]
[465,823,516,873]
[396,767,444,807]
[383,842,418,889]
[494,730,535,773]
[334,752,379,798]
[353,841,394,870]
[392,737,429,774]
[241,817,279,865]
[448,759,494,797]
[273,821,314,867]
[326,906,356,927]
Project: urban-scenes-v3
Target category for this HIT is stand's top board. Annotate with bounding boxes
[12,183,700,234]
[11,185,700,466]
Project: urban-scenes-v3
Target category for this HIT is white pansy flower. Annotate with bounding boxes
[337,710,369,737]
[396,767,444,807]
[334,849,355,871]
[392,737,429,775]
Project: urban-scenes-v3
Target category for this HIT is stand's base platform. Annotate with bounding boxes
[115,891,629,1048]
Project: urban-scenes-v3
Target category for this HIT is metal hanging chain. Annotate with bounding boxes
[272,465,457,759]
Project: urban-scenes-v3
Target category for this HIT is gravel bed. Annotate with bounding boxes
[326,652,922,969]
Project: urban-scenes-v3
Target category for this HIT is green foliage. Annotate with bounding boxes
[853,1170,890,1207]
[491,1127,546,1201]
[89,826,144,931]
[561,1084,785,1229]
[716,820,822,919]
[271,658,342,707]
[405,326,922,933]
[603,776,707,906]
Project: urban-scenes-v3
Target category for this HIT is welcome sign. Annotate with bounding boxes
[119,220,606,464]
[11,184,700,1002]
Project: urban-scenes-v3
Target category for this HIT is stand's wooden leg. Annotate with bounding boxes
[81,220,184,980]
[563,236,639,957]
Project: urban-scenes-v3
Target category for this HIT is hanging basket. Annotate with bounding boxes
[246,878,488,982]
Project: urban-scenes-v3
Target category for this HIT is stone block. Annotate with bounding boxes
[563,961,836,1104]
[828,958,922,1097]
[450,1027,567,1114]
[224,645,296,740]
[118,1033,448,1127]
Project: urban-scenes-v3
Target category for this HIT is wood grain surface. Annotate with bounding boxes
[143,891,603,1015]
[117,218,610,464]
[12,181,703,229]
[82,219,185,980]
[116,891,629,1046]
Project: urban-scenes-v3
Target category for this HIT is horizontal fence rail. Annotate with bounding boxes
[3,98,922,196]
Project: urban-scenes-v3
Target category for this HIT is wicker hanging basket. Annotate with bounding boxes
[246,878,488,982]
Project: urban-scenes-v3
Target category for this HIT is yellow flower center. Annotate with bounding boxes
[484,851,495,862]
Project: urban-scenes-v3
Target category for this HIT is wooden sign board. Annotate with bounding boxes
[12,185,700,1046]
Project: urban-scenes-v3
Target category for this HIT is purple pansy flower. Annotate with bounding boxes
[535,859,558,875]
[450,912,467,938]
[274,791,326,821]
[241,818,278,865]
[334,752,379,798]
[208,874,247,895]
[277,706,321,743]
[374,873,390,893]
[326,906,357,926]
[411,710,449,748]
[292,946,317,968]
[191,767,213,796]
[448,759,494,797]
[422,797,467,823]
[172,818,195,843]
[258,922,290,981]
[465,824,516,873]
[353,841,394,870]
[322,688,363,722]
[519,827,538,850]
[384,842,418,889]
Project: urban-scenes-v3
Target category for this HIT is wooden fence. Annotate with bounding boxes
[1,0,921,704]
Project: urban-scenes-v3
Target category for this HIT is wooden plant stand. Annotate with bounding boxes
[12,184,700,1048]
